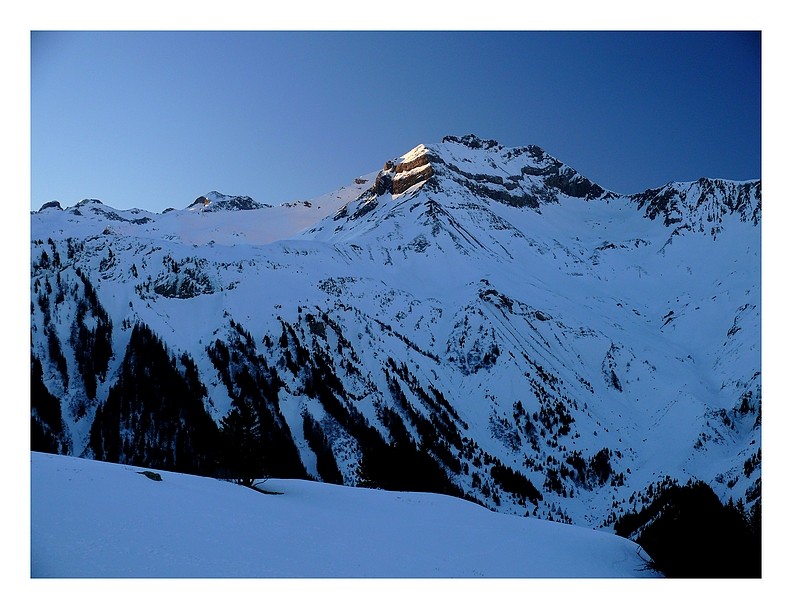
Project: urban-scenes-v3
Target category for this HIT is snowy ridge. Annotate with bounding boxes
[631,177,761,233]
[30,135,760,546]
[186,191,270,213]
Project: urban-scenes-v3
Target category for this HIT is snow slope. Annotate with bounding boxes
[30,452,655,578]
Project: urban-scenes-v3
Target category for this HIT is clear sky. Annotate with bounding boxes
[31,31,761,212]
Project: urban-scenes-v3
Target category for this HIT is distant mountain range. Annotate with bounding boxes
[31,134,761,573]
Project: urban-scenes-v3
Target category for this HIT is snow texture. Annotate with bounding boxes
[31,452,656,578]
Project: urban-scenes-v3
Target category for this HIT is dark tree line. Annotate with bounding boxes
[286,323,460,496]
[71,269,113,400]
[208,320,307,483]
[31,355,70,454]
[490,461,542,505]
[615,480,761,577]
[302,411,344,484]
[81,318,310,486]
[88,323,219,475]
[357,403,460,495]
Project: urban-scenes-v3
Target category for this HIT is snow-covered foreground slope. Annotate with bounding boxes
[31,452,655,578]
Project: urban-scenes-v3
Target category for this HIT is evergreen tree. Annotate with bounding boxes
[218,401,267,487]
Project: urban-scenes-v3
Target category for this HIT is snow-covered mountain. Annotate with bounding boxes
[186,191,270,213]
[30,134,760,554]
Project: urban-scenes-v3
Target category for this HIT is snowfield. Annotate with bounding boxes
[31,452,656,578]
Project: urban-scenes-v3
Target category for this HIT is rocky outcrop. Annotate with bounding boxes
[374,151,436,196]
[392,163,434,195]
[518,153,607,200]
[38,201,62,212]
[437,135,611,204]
[631,178,761,230]
[442,134,501,150]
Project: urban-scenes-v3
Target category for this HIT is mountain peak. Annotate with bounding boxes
[305,136,618,252]
[187,191,269,212]
[38,200,62,212]
[441,134,502,150]
[363,135,611,208]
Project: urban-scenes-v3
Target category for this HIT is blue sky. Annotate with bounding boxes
[31,31,761,212]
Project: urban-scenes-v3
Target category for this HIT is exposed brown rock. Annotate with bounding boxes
[394,154,431,174]
[392,164,434,195]
[389,152,435,195]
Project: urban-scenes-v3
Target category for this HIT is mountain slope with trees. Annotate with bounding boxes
[30,135,761,576]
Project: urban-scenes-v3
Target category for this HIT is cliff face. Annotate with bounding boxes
[392,155,435,195]
[373,147,435,196]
